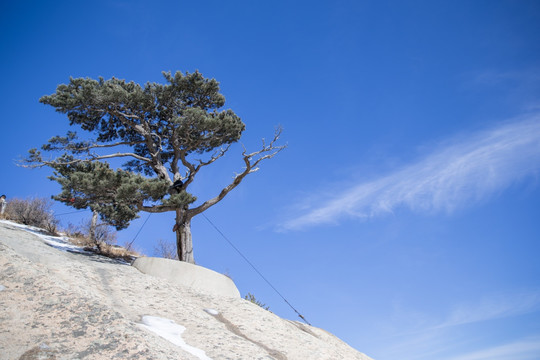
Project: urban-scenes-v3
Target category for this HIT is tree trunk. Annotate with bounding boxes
[90,210,104,253]
[90,210,98,242]
[175,209,194,263]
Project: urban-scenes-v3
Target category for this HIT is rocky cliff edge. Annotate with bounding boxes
[0,221,373,360]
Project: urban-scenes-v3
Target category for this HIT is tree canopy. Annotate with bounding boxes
[25,71,285,262]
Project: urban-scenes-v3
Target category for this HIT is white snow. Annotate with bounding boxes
[0,285,5,291]
[38,235,91,254]
[139,315,214,360]
[0,220,91,254]
[204,308,219,316]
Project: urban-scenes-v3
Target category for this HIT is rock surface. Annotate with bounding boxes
[0,221,374,360]
[132,257,241,299]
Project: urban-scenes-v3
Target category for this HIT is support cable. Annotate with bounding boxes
[201,213,311,326]
[126,213,152,250]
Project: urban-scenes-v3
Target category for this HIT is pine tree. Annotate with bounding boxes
[24,71,285,263]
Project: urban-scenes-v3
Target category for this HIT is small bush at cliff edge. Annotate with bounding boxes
[5,197,59,235]
[244,293,271,311]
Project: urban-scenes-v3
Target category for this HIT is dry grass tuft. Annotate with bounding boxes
[86,242,141,262]
[67,234,95,248]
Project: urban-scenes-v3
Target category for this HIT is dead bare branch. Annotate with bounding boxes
[196,145,231,167]
[189,127,286,217]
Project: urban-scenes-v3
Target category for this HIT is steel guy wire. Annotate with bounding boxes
[202,212,311,326]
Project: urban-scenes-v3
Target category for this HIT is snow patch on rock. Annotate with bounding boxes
[204,308,219,316]
[139,315,213,360]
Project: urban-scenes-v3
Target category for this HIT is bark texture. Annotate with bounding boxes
[175,209,194,263]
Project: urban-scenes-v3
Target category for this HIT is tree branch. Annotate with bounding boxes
[51,140,146,154]
[85,140,145,150]
[177,150,197,186]
[110,108,170,182]
[21,151,153,168]
[138,204,178,213]
[188,127,286,217]
[196,145,231,167]
[92,152,152,162]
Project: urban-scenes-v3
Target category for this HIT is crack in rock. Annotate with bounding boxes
[209,311,288,360]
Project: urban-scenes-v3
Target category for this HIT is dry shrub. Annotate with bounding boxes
[122,241,144,257]
[222,269,233,280]
[5,197,59,235]
[63,218,140,261]
[63,221,112,247]
[87,222,117,245]
[153,238,179,260]
[63,222,94,247]
[63,222,86,239]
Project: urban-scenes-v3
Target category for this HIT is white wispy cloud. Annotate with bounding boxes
[443,336,540,360]
[374,290,540,360]
[436,290,540,329]
[281,113,540,230]
[377,330,540,360]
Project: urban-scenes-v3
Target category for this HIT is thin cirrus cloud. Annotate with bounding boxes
[435,290,540,330]
[441,336,540,360]
[281,113,540,231]
[376,290,540,360]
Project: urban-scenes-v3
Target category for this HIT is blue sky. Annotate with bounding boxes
[1,1,540,359]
